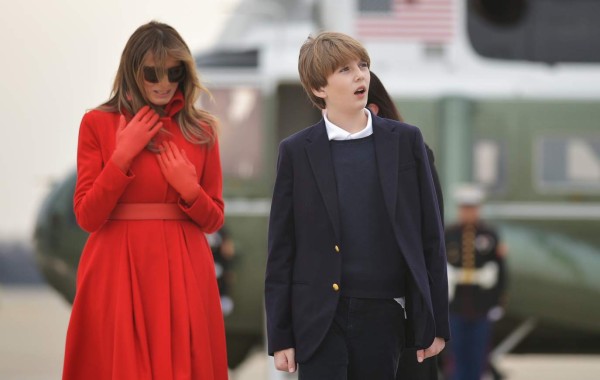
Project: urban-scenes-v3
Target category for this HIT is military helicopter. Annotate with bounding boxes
[33,0,600,369]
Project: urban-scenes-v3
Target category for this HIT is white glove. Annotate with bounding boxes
[488,306,505,321]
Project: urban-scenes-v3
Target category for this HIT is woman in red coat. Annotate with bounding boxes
[63,21,228,380]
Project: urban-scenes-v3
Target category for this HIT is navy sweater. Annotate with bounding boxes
[330,135,406,298]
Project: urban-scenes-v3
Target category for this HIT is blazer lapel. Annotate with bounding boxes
[373,116,399,224]
[305,121,341,241]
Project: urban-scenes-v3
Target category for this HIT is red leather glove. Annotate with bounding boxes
[156,141,200,204]
[111,106,162,171]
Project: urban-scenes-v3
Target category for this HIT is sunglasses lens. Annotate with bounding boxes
[168,65,186,83]
[143,65,185,83]
[143,67,159,83]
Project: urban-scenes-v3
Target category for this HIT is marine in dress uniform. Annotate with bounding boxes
[444,185,507,380]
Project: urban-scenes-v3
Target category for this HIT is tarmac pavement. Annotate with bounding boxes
[1,286,599,380]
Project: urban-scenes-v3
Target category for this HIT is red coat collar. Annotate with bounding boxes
[163,90,184,117]
[121,90,185,119]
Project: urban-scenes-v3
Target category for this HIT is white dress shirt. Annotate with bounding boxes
[324,109,373,141]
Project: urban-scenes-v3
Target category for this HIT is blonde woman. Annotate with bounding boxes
[63,21,227,379]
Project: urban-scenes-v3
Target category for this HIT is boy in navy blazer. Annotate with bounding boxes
[265,32,449,379]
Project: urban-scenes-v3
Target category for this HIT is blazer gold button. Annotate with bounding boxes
[334,245,340,253]
[332,283,340,291]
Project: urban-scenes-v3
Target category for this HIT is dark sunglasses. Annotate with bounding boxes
[143,65,186,83]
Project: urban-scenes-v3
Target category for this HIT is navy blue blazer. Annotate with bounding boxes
[265,113,450,362]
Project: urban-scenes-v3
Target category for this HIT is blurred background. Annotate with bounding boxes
[2,0,600,379]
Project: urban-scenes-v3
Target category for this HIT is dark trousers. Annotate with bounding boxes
[397,349,439,380]
[447,313,492,380]
[299,296,405,380]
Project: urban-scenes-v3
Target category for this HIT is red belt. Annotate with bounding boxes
[109,203,189,220]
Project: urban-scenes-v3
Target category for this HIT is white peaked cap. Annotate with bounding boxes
[454,183,485,206]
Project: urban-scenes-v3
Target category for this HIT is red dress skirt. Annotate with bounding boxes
[63,93,228,379]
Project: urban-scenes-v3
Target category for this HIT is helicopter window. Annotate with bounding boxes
[276,83,321,142]
[358,0,392,13]
[473,139,506,193]
[198,87,264,180]
[468,0,600,63]
[537,137,600,192]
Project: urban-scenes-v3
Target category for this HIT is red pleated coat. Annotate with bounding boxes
[63,92,229,380]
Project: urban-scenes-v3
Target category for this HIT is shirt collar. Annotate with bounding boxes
[324,109,373,141]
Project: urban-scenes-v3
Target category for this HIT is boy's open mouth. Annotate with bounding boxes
[354,87,366,95]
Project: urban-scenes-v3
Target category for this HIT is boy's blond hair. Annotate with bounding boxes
[298,31,370,109]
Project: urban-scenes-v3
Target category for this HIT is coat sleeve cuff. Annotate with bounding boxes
[267,330,295,356]
[96,159,135,190]
[178,186,224,233]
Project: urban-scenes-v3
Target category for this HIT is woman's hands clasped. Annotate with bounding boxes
[111,106,163,172]
[157,141,200,205]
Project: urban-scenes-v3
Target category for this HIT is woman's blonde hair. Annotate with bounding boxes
[98,21,217,146]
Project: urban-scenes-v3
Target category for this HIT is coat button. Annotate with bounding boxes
[332,283,340,291]
[334,245,340,253]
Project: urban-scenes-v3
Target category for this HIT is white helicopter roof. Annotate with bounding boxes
[196,0,600,100]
